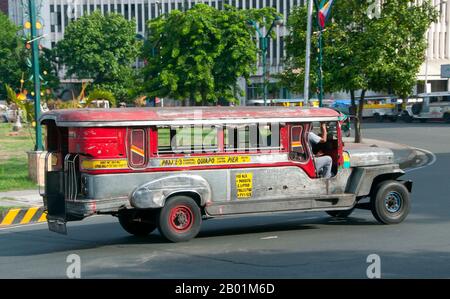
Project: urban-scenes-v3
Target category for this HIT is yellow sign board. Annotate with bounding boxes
[81,159,128,170]
[159,155,251,167]
[236,172,253,198]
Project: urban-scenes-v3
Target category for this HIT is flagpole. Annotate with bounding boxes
[318,29,323,107]
[303,0,314,107]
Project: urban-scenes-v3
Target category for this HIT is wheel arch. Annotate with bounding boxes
[129,174,212,209]
[348,165,405,197]
[369,173,407,197]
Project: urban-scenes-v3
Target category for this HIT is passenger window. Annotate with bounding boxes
[224,124,280,152]
[157,126,218,154]
[289,125,306,161]
[129,129,146,167]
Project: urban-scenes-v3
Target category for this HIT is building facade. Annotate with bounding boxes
[0,0,8,14]
[7,0,450,102]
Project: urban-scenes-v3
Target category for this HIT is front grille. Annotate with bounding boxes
[64,154,79,201]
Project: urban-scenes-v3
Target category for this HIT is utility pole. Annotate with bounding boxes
[29,0,43,151]
[303,0,314,107]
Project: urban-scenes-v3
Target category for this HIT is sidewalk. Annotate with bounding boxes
[0,189,42,208]
[0,138,425,209]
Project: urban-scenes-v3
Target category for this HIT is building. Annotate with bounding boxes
[7,0,450,103]
[0,0,8,14]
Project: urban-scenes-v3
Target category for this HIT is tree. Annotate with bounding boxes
[56,11,141,103]
[142,4,280,105]
[280,0,437,142]
[0,12,25,101]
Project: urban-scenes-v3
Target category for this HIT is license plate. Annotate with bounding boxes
[48,219,67,235]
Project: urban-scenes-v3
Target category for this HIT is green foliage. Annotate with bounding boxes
[56,11,141,103]
[142,4,280,104]
[0,12,25,101]
[87,89,117,107]
[279,0,437,99]
[5,84,33,123]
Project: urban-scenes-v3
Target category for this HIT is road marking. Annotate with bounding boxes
[260,236,278,240]
[405,147,437,173]
[0,207,47,227]
[0,208,21,226]
[20,207,39,224]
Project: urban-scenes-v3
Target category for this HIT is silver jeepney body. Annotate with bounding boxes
[64,146,403,219]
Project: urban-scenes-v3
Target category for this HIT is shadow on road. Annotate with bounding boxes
[0,212,381,257]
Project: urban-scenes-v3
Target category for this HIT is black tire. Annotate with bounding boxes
[326,208,355,218]
[389,116,398,122]
[444,113,450,124]
[374,113,383,122]
[158,196,202,242]
[401,112,413,123]
[419,118,427,123]
[411,103,422,115]
[370,180,410,224]
[118,210,157,236]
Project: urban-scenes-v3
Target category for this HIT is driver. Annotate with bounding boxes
[308,122,333,179]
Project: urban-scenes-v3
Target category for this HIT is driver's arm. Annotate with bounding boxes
[319,123,328,143]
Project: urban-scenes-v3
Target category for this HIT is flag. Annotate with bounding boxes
[315,0,335,29]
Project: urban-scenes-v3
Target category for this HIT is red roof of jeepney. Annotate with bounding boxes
[40,107,341,126]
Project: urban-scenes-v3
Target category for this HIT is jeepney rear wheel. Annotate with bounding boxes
[118,210,157,236]
[374,113,384,122]
[370,180,410,224]
[444,113,450,123]
[158,195,202,243]
[326,208,355,218]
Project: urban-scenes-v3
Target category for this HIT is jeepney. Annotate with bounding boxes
[401,92,450,123]
[40,107,412,242]
[332,97,400,122]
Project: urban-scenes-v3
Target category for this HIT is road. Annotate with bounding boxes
[1,122,449,278]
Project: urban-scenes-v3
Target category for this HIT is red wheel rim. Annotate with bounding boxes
[169,205,193,232]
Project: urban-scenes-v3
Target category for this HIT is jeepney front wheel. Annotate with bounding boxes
[118,210,157,236]
[158,195,202,242]
[370,180,410,224]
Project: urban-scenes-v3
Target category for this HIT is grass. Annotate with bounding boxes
[0,123,38,192]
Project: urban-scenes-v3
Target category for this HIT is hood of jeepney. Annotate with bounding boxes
[344,144,395,167]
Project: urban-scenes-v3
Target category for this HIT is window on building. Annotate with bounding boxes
[50,5,55,33]
[137,4,143,31]
[131,4,136,20]
[272,38,277,65]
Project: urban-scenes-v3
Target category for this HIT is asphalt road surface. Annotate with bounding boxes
[1,122,449,278]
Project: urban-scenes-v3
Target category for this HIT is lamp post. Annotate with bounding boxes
[304,0,314,107]
[249,16,283,106]
[28,0,43,151]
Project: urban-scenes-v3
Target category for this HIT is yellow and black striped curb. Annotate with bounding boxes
[0,207,47,227]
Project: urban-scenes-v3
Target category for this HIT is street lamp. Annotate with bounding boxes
[28,0,43,151]
[248,16,283,106]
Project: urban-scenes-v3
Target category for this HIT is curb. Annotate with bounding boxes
[0,206,47,227]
